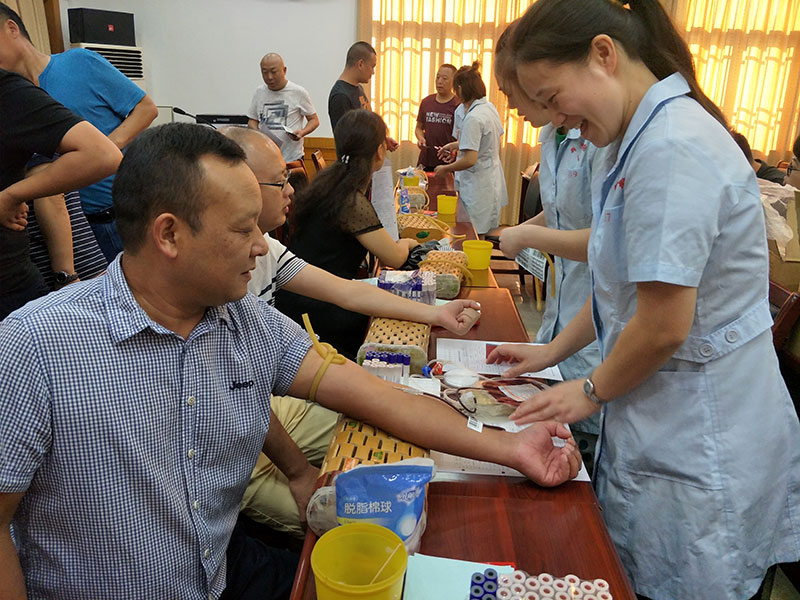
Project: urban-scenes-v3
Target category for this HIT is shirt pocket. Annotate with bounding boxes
[610,370,722,491]
[593,204,628,283]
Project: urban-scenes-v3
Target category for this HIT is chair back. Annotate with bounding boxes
[311,150,327,173]
[770,279,800,351]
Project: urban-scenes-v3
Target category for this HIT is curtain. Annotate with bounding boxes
[360,0,799,225]
[8,0,50,53]
[358,0,538,226]
[677,0,800,165]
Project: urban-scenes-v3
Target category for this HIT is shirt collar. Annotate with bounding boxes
[618,72,690,161]
[465,96,488,114]
[102,255,237,344]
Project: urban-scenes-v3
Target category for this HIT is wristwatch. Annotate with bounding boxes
[54,271,79,285]
[583,375,606,405]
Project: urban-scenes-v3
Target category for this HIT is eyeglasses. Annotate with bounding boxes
[788,163,797,176]
[258,173,290,191]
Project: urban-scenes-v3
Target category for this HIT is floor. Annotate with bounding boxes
[493,268,800,600]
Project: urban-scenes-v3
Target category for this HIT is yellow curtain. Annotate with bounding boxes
[678,0,800,164]
[358,0,538,226]
[361,0,800,225]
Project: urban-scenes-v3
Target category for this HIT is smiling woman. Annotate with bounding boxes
[489,1,800,599]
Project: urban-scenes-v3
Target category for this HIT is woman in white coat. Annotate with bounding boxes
[435,62,507,235]
[488,1,800,599]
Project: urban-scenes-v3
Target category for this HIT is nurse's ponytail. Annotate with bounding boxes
[511,0,727,128]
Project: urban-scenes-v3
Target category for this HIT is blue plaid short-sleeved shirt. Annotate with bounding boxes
[0,256,312,599]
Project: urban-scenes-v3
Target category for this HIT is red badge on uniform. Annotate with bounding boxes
[614,177,625,190]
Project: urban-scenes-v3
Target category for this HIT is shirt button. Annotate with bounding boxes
[203,548,210,558]
[188,449,196,459]
[725,329,739,343]
[193,500,199,510]
[187,396,196,406]
[699,343,714,357]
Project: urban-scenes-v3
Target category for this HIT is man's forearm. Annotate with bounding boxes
[34,196,75,275]
[107,96,158,149]
[262,409,312,480]
[0,531,26,600]
[296,114,320,138]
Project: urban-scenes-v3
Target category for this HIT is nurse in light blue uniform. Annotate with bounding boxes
[436,63,507,235]
[535,125,602,433]
[489,1,800,598]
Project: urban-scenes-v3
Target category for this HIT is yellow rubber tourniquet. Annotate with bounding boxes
[301,313,346,403]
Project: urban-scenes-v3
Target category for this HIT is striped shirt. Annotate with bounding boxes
[248,233,307,303]
[0,256,312,599]
[26,189,108,288]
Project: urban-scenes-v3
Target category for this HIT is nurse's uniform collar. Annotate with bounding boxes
[617,72,690,159]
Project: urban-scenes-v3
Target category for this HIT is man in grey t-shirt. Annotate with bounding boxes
[247,53,319,164]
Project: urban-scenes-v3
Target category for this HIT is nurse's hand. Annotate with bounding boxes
[511,379,600,425]
[434,164,449,176]
[499,225,532,259]
[487,343,556,377]
[513,421,581,486]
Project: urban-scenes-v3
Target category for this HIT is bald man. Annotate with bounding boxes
[220,126,484,536]
[247,52,319,166]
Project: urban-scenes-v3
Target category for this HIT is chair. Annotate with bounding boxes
[311,149,327,174]
[769,279,800,351]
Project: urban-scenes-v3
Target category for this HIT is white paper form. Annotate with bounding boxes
[370,157,399,240]
[436,338,563,381]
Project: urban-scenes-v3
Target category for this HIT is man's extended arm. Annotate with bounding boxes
[0,492,26,600]
[106,95,158,149]
[282,263,480,335]
[287,352,581,486]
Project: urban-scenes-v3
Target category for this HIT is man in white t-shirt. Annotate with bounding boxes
[220,127,483,536]
[247,53,319,164]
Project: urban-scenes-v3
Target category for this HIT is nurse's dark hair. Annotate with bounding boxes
[113,123,246,254]
[0,2,31,40]
[454,62,487,103]
[292,109,386,235]
[511,0,727,128]
[495,20,520,86]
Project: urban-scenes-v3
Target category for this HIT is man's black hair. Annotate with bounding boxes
[113,123,246,253]
[345,41,376,67]
[0,2,30,40]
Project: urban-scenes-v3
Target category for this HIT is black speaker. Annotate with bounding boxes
[68,8,136,47]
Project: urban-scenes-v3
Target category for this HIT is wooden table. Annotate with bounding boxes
[290,178,635,600]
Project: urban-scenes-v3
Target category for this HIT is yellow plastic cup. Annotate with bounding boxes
[311,523,408,600]
[462,240,494,270]
[437,194,458,215]
[403,175,420,187]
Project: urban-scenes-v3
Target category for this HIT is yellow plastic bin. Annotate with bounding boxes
[462,240,493,270]
[403,175,420,187]
[311,523,408,600]
[437,194,458,215]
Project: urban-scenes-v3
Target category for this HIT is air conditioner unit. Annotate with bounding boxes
[71,43,146,93]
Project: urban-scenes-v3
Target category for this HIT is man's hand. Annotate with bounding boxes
[432,299,481,335]
[499,225,535,259]
[487,343,557,377]
[511,379,600,426]
[287,462,320,525]
[289,130,303,140]
[513,422,581,486]
[0,190,28,231]
[386,136,399,152]
[417,134,426,149]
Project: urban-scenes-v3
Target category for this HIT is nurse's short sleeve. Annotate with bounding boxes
[621,137,724,287]
[459,114,482,152]
[0,317,52,492]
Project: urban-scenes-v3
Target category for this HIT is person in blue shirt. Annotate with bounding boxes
[0,2,158,261]
[488,1,800,598]
[494,22,602,445]
[0,123,581,599]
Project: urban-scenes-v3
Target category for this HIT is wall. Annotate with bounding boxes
[59,0,358,136]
